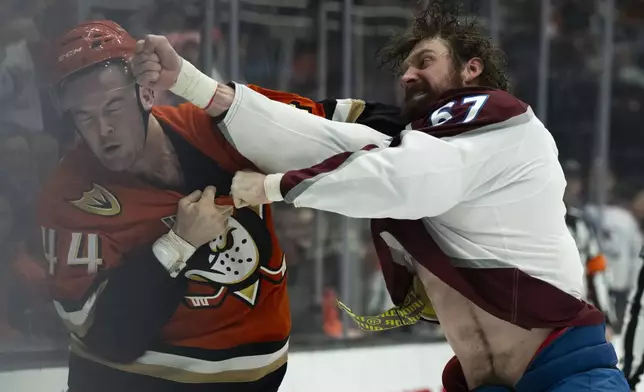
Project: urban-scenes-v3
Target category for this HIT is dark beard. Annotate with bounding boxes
[401,72,465,122]
[402,87,437,122]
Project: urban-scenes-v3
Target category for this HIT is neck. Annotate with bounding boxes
[129,115,183,187]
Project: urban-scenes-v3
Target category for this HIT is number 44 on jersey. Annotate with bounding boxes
[42,227,103,275]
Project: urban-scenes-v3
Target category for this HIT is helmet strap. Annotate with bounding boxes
[135,83,152,141]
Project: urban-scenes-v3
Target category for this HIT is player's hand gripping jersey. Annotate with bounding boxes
[38,86,406,391]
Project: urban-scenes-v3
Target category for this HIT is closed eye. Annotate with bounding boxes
[105,97,125,113]
[419,56,433,68]
[73,112,93,124]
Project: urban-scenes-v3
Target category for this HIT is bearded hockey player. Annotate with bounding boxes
[38,20,406,392]
[132,1,631,391]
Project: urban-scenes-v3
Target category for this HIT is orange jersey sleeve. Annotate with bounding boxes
[246,84,327,117]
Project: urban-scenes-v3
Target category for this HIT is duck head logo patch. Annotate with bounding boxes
[181,206,286,308]
[70,183,121,217]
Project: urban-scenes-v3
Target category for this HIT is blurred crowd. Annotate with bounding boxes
[1,0,644,355]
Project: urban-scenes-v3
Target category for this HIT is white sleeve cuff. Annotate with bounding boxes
[264,173,285,202]
[218,82,245,144]
[152,230,197,277]
[169,58,218,109]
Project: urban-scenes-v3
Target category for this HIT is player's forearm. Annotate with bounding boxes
[77,246,186,363]
[168,57,231,117]
[264,132,466,219]
[217,83,391,174]
[169,59,393,173]
[205,83,235,117]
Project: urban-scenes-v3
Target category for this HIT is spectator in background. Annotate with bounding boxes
[562,160,616,339]
[0,172,59,346]
[586,168,643,333]
[273,206,345,337]
[0,129,60,345]
[274,206,318,333]
[615,43,644,90]
[630,188,644,232]
[166,30,227,82]
[0,0,51,135]
[0,129,41,230]
[29,131,59,184]
[563,160,585,208]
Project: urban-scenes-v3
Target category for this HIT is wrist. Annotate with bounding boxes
[152,230,197,278]
[264,173,285,202]
[206,84,235,116]
[169,58,218,109]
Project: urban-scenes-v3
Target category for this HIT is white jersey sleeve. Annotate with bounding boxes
[217,83,401,174]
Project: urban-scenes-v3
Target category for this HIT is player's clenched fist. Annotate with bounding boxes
[173,186,233,248]
[231,171,272,208]
[131,34,182,90]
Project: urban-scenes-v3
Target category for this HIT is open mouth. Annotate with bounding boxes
[409,91,428,101]
[103,145,120,154]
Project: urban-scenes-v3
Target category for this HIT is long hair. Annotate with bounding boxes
[379,0,510,91]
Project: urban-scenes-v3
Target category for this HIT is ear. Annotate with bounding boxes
[462,57,484,85]
[138,85,155,111]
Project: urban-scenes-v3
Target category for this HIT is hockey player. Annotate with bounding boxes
[562,160,615,339]
[585,169,643,332]
[132,2,630,391]
[38,20,404,392]
[40,21,286,392]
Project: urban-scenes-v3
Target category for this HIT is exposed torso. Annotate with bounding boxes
[417,265,552,388]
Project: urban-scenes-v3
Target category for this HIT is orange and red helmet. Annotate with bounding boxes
[51,20,136,87]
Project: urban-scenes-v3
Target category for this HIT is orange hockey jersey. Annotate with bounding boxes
[37,85,406,391]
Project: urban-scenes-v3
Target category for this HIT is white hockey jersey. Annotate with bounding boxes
[219,83,604,329]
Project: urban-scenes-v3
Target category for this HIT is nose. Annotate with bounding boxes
[97,117,114,138]
[400,67,419,86]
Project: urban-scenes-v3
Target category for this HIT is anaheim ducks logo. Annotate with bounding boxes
[70,183,121,217]
[173,206,286,309]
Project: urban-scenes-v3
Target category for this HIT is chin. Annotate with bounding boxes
[101,154,135,172]
[402,103,431,122]
[403,94,439,122]
[102,161,129,172]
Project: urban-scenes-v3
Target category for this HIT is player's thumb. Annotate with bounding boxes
[201,186,217,202]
